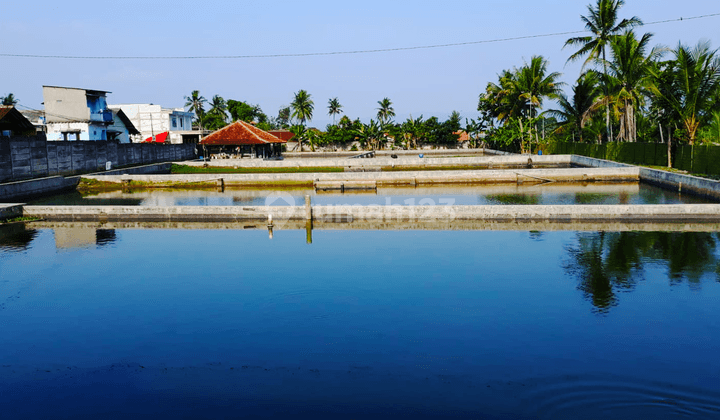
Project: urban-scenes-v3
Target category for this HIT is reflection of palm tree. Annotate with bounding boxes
[564,231,720,314]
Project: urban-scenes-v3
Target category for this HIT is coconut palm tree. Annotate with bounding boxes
[328,97,342,125]
[515,56,564,151]
[548,72,603,142]
[184,90,207,132]
[565,0,642,142]
[1,93,18,106]
[377,98,395,125]
[606,31,662,142]
[650,41,720,144]
[291,90,314,126]
[208,95,228,119]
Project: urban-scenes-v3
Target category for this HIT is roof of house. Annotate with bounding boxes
[113,109,140,135]
[268,129,296,141]
[454,130,471,142]
[42,85,111,95]
[0,106,37,131]
[200,121,287,146]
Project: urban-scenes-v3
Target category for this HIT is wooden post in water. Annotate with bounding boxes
[305,220,313,244]
[305,195,312,221]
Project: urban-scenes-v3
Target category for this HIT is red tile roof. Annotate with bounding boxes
[268,129,295,141]
[201,121,286,145]
[454,130,471,142]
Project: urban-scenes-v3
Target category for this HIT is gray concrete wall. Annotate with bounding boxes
[83,167,639,186]
[21,203,720,223]
[182,154,572,169]
[571,155,720,201]
[0,204,24,220]
[0,135,195,183]
[0,176,79,201]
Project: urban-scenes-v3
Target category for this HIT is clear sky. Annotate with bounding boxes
[1,0,718,128]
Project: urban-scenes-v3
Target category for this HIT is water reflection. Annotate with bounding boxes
[0,224,38,252]
[564,232,720,314]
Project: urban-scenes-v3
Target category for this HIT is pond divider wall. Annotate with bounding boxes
[21,204,720,223]
[82,167,640,187]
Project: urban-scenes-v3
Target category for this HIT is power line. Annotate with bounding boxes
[1,12,718,60]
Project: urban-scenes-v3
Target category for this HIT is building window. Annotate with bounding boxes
[180,117,183,128]
[172,117,177,128]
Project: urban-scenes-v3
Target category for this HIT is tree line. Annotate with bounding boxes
[182,0,718,154]
[479,0,720,155]
[184,90,465,151]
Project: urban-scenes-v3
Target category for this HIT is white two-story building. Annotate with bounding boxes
[109,104,200,144]
[43,86,117,141]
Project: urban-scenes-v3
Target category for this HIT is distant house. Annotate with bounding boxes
[268,129,295,142]
[107,109,140,143]
[109,104,200,144]
[0,106,37,137]
[18,109,46,133]
[200,121,286,158]
[43,86,114,141]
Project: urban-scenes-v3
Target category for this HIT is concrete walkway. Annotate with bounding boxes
[21,204,720,223]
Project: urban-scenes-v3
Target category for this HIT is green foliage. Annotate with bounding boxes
[327,97,342,124]
[1,93,19,106]
[227,100,267,123]
[291,90,314,126]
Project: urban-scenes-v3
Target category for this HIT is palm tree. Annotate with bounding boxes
[606,31,661,142]
[1,93,18,106]
[565,0,642,142]
[208,95,228,119]
[291,90,314,126]
[377,98,395,125]
[327,97,342,125]
[515,56,564,152]
[650,41,720,144]
[548,72,603,142]
[184,90,207,132]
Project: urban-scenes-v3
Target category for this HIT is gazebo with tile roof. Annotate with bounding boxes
[200,120,286,158]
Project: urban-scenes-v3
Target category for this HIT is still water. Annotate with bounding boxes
[29,182,712,207]
[1,225,720,419]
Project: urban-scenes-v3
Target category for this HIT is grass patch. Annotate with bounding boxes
[77,178,124,193]
[638,165,720,181]
[171,164,344,174]
[0,216,41,225]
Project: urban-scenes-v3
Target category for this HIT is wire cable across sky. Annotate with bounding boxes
[1,13,718,60]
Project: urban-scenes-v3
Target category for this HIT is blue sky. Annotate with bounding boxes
[1,0,718,127]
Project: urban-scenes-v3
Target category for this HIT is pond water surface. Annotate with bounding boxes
[1,225,719,419]
[29,182,712,207]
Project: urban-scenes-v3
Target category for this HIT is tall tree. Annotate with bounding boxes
[184,90,207,132]
[650,41,720,144]
[565,0,642,142]
[291,90,314,126]
[606,31,661,142]
[227,100,266,123]
[377,98,395,125]
[1,93,18,106]
[208,95,228,119]
[548,72,603,142]
[327,97,342,125]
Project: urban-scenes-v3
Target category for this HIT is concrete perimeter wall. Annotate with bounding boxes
[0,134,196,183]
[572,155,720,201]
[182,155,571,169]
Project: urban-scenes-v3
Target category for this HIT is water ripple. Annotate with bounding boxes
[522,375,720,419]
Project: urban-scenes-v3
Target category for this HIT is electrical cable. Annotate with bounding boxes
[0,13,718,60]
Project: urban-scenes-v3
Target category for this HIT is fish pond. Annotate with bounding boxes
[29,182,712,207]
[1,224,719,419]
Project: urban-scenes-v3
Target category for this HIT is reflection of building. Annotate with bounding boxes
[43,86,114,141]
[53,228,117,249]
[109,104,200,144]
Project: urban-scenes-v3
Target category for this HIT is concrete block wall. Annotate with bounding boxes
[0,135,196,183]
